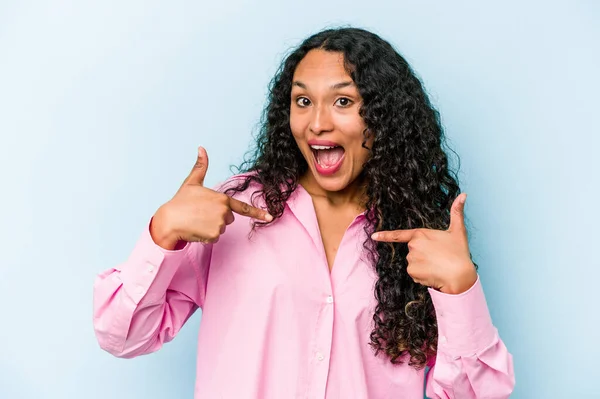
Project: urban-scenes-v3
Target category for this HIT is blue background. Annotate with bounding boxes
[0,1,598,398]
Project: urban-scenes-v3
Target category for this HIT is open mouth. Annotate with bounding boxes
[310,145,346,175]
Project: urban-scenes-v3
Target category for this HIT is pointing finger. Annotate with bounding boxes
[228,197,273,222]
[371,229,417,243]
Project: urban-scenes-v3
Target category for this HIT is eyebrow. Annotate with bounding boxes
[292,81,355,90]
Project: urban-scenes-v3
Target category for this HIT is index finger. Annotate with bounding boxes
[371,229,417,242]
[228,197,273,222]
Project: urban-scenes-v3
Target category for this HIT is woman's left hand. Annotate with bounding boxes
[371,193,478,295]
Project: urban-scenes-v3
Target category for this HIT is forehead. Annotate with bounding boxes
[292,49,351,82]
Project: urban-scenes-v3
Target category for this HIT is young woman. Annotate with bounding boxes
[93,27,515,398]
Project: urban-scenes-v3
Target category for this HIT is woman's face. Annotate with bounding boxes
[290,49,373,194]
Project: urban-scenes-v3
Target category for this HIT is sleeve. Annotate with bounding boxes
[425,276,515,399]
[92,217,211,358]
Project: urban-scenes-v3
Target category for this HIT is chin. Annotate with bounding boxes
[311,171,352,192]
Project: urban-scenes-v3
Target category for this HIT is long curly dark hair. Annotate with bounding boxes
[224,27,476,369]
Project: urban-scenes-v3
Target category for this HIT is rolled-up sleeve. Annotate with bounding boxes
[92,217,210,358]
[425,276,515,398]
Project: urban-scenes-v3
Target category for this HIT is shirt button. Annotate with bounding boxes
[316,352,324,361]
[136,286,144,295]
[439,335,447,344]
[326,295,334,304]
[147,264,155,273]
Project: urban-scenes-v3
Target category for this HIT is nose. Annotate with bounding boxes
[309,104,334,135]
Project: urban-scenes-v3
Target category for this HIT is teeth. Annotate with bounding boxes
[310,145,337,150]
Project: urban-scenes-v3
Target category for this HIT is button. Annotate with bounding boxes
[316,352,324,361]
[326,295,334,304]
[439,335,447,344]
[147,264,155,273]
[136,286,144,295]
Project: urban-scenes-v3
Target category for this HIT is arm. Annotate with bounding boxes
[92,217,210,358]
[425,276,515,398]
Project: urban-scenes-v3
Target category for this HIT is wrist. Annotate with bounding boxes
[439,266,478,295]
[150,207,180,250]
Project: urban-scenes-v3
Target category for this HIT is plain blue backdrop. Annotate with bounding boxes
[0,1,598,398]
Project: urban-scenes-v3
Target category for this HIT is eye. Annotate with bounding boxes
[295,97,311,107]
[335,97,353,107]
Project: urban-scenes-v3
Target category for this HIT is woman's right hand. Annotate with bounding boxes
[150,146,273,250]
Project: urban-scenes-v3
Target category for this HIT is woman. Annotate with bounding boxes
[93,27,515,398]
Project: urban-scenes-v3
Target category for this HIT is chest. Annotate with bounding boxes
[313,204,362,272]
[208,204,380,321]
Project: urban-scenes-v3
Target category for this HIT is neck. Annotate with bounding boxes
[298,171,368,210]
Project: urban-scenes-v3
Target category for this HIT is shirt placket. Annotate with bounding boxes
[287,187,366,398]
[307,219,365,398]
[307,290,335,398]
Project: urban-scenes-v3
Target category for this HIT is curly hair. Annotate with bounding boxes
[224,26,476,370]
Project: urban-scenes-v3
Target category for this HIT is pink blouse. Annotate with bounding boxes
[93,175,515,398]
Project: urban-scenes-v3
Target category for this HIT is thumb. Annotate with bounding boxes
[448,193,467,234]
[184,146,209,186]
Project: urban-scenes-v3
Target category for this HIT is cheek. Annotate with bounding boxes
[349,138,373,171]
[351,146,371,168]
[344,122,370,155]
[289,115,304,141]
